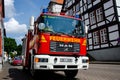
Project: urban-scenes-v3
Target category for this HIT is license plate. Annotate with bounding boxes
[60,58,72,62]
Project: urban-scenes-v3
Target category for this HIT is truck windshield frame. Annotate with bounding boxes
[38,14,85,37]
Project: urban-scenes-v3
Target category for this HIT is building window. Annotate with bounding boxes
[93,29,107,45]
[100,28,107,43]
[93,31,99,45]
[89,7,103,25]
[89,11,96,25]
[96,7,103,22]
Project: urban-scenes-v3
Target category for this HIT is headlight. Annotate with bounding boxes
[34,58,48,62]
[82,59,89,63]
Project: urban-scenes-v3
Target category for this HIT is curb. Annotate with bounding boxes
[90,61,120,65]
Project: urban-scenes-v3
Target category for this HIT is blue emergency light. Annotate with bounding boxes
[75,14,79,18]
[43,8,48,13]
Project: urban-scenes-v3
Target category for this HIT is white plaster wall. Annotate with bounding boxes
[89,46,93,50]
[110,41,118,46]
[105,7,114,17]
[109,31,119,41]
[101,44,109,48]
[84,14,88,19]
[106,15,115,23]
[85,19,89,26]
[88,39,92,45]
[88,33,92,38]
[104,0,113,10]
[97,21,105,27]
[88,4,92,9]
[88,47,120,60]
[94,45,100,49]
[115,0,120,6]
[117,8,120,16]
[91,24,97,29]
[52,4,62,13]
[93,0,100,5]
[108,24,118,32]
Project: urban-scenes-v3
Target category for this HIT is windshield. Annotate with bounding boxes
[38,15,85,37]
[14,57,22,60]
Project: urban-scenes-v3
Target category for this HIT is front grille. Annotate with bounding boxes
[67,65,77,68]
[50,41,80,52]
[54,65,65,68]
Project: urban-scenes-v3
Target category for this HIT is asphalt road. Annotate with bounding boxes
[0,62,120,80]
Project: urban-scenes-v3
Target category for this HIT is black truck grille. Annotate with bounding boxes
[50,41,80,52]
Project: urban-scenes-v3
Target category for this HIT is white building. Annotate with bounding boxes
[48,0,64,13]
[62,0,120,61]
[0,0,5,70]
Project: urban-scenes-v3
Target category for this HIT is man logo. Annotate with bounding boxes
[64,48,68,51]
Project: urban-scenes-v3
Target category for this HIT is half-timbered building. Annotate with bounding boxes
[62,0,120,61]
[48,0,64,13]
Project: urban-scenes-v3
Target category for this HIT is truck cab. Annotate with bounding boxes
[22,9,89,78]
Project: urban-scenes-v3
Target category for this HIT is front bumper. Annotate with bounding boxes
[34,55,89,70]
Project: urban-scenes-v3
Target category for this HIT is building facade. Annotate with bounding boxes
[48,0,64,13]
[62,0,120,61]
[0,0,5,69]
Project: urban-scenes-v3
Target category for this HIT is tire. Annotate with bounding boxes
[22,66,26,71]
[31,69,37,78]
[64,70,78,78]
[22,66,29,73]
[30,55,38,79]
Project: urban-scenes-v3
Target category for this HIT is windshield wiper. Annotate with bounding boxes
[74,34,85,38]
[49,31,84,38]
[57,32,66,35]
[55,32,74,37]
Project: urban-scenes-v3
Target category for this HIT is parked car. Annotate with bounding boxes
[8,58,13,64]
[12,57,22,66]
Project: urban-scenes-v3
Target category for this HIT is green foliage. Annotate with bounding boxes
[9,52,17,58]
[16,44,22,55]
[4,37,22,56]
[4,37,17,53]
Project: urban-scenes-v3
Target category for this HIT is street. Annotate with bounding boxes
[0,62,120,80]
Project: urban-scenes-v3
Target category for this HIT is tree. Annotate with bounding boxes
[16,44,22,55]
[4,37,17,54]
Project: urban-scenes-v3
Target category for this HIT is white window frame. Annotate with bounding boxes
[100,28,107,43]
[93,31,99,45]
[96,7,103,22]
[89,11,96,25]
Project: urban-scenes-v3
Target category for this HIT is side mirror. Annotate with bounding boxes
[29,16,34,30]
[38,23,45,30]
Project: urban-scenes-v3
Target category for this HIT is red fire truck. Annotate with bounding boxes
[22,9,89,78]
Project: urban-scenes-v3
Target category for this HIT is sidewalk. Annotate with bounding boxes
[0,64,2,72]
[0,62,7,73]
[90,61,120,65]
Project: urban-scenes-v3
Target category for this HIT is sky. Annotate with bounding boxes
[4,0,50,45]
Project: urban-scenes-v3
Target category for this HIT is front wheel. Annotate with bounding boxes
[31,69,37,77]
[64,70,78,78]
